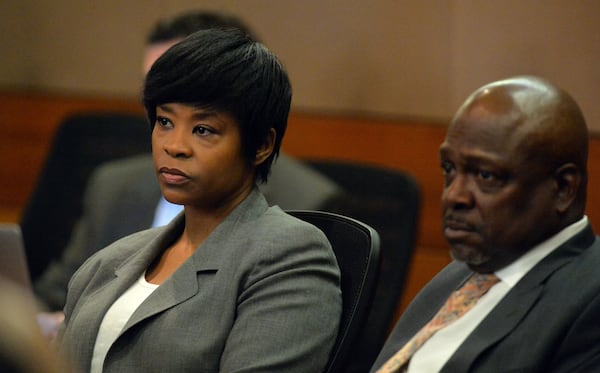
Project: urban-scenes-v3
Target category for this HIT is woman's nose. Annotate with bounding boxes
[163,129,192,158]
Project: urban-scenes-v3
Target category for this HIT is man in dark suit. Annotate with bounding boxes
[34,11,342,336]
[371,76,600,372]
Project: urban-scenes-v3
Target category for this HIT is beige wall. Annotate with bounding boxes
[451,0,600,130]
[2,0,599,130]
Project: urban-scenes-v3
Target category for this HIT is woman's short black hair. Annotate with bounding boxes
[143,28,292,184]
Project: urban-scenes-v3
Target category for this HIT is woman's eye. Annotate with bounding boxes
[156,116,171,128]
[193,125,214,136]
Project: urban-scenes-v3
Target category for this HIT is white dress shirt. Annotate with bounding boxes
[151,196,183,227]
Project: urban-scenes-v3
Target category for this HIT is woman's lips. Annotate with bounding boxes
[159,167,189,185]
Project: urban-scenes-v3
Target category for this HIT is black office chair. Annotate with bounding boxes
[20,112,151,280]
[286,210,380,373]
[306,159,420,372]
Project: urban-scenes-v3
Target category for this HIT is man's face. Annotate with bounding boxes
[142,39,182,75]
[439,101,558,273]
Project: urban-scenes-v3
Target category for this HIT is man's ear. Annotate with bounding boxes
[554,163,581,213]
[254,128,276,166]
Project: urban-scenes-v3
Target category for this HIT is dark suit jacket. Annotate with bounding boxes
[34,153,343,310]
[58,189,342,373]
[371,224,600,372]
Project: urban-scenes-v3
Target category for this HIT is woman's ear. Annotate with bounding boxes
[254,128,276,166]
[554,163,581,213]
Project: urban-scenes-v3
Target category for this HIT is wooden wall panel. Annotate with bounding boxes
[4,91,600,325]
[0,92,144,215]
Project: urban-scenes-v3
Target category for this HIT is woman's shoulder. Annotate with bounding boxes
[233,206,334,263]
[258,206,327,238]
[224,206,339,285]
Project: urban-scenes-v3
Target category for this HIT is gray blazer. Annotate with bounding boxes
[34,153,343,310]
[371,224,600,372]
[59,189,342,372]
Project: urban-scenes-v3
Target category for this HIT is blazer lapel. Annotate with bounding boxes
[442,224,595,372]
[119,188,268,333]
[70,222,173,367]
[442,282,544,372]
[122,258,210,329]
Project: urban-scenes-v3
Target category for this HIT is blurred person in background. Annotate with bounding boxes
[0,276,70,372]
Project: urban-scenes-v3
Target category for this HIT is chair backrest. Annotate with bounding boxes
[306,159,420,372]
[20,112,151,279]
[286,210,380,373]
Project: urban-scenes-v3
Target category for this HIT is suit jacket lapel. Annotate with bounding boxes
[442,224,595,372]
[119,188,267,334]
[69,221,172,366]
[442,282,544,372]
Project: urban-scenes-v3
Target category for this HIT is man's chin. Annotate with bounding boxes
[450,245,490,269]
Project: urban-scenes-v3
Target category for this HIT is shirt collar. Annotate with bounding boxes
[495,216,588,287]
[151,196,183,228]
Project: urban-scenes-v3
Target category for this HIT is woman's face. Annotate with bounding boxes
[152,102,256,211]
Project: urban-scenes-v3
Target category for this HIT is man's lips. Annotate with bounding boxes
[158,167,190,185]
[443,217,475,240]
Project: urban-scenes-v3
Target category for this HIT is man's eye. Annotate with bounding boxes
[478,170,494,180]
[441,161,454,174]
[476,169,505,189]
[477,170,500,182]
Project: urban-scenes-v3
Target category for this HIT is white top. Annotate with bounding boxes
[408,216,588,373]
[90,273,159,373]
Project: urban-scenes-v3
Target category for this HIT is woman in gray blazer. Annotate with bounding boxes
[58,29,342,373]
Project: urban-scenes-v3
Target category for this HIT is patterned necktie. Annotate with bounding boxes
[376,272,500,373]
